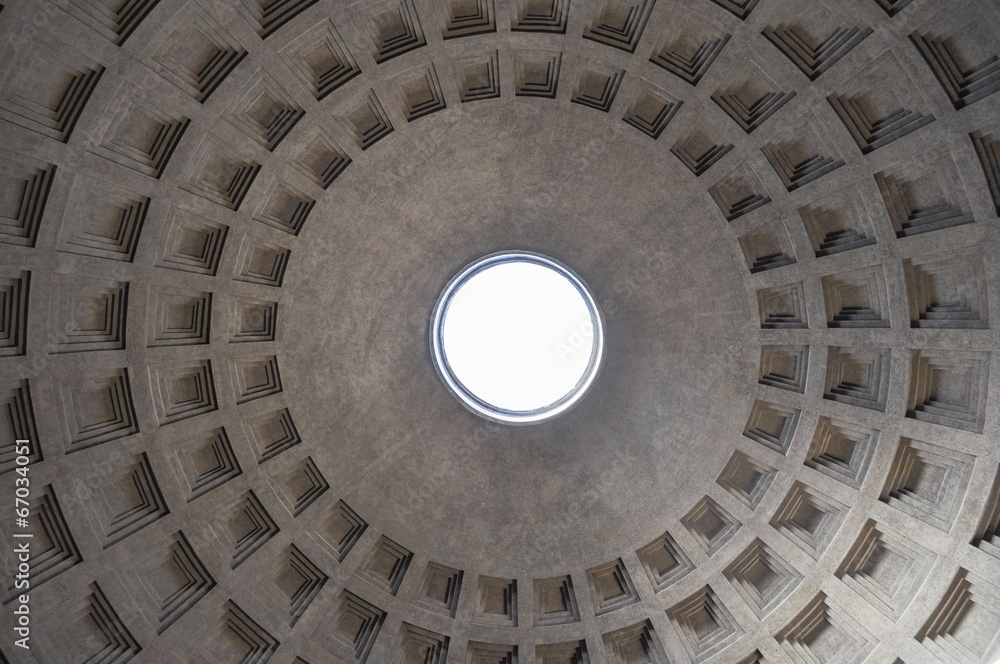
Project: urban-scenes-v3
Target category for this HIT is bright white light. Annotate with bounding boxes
[430,252,604,424]
[443,262,593,410]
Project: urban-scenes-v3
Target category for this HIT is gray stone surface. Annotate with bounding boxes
[0,0,998,663]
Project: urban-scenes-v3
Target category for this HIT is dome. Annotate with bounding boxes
[0,0,999,663]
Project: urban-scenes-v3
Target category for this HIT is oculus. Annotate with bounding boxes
[430,251,605,425]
